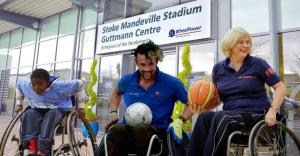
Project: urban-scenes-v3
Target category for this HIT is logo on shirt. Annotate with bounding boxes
[265,68,275,77]
[155,91,160,97]
[128,92,139,96]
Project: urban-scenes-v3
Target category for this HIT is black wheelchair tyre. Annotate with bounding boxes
[0,111,24,156]
[67,111,97,156]
[249,120,300,156]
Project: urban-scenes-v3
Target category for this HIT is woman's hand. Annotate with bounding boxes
[265,107,277,126]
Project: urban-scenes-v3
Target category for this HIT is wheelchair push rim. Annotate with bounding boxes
[249,120,300,156]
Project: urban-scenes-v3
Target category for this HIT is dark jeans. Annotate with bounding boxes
[21,108,63,155]
[186,111,264,156]
[107,123,168,156]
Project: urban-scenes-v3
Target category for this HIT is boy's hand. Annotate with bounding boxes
[15,105,23,113]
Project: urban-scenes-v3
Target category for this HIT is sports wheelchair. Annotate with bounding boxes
[96,124,190,156]
[227,115,300,156]
[0,108,97,156]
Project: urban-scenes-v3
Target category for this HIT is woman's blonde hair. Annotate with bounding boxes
[221,27,252,58]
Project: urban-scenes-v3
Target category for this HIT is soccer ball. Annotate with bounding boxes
[125,102,152,126]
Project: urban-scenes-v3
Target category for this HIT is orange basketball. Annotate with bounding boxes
[188,80,221,113]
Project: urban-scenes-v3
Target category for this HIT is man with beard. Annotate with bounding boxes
[104,41,193,156]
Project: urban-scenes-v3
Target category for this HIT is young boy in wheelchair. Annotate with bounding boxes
[103,41,194,156]
[186,27,287,156]
[15,68,86,156]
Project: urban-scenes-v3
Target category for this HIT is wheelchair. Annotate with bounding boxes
[96,124,190,156]
[0,108,97,156]
[227,116,300,156]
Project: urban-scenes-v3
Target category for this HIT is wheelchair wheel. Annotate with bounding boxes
[0,111,24,156]
[67,111,96,156]
[249,120,300,156]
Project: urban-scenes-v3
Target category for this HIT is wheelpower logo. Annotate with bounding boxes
[168,26,202,37]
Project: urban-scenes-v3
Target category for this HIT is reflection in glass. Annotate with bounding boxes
[0,51,7,70]
[0,33,10,51]
[157,53,176,76]
[179,43,216,82]
[7,49,20,69]
[9,29,22,49]
[281,31,300,129]
[38,39,57,64]
[252,35,272,65]
[79,29,95,59]
[98,55,122,132]
[81,9,97,30]
[22,28,37,45]
[4,73,17,114]
[41,15,59,40]
[59,9,78,36]
[231,0,269,33]
[55,62,72,80]
[37,64,54,74]
[20,45,35,67]
[277,0,300,30]
[56,35,74,62]
[103,0,125,21]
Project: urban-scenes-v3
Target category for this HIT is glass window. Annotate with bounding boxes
[0,33,10,51]
[37,64,54,73]
[41,15,59,40]
[9,29,22,48]
[81,8,97,29]
[281,31,300,131]
[98,55,122,132]
[179,43,216,83]
[4,71,17,114]
[18,67,32,75]
[103,0,125,22]
[7,48,20,69]
[157,52,176,76]
[0,51,8,70]
[79,29,95,59]
[38,39,57,64]
[20,44,35,67]
[277,0,300,30]
[59,9,78,36]
[127,0,178,16]
[56,35,74,62]
[54,62,72,80]
[22,28,37,45]
[231,0,269,34]
[252,35,272,65]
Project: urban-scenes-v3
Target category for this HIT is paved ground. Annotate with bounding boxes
[1,115,300,155]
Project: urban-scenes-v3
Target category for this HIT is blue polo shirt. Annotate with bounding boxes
[118,68,188,128]
[212,55,280,113]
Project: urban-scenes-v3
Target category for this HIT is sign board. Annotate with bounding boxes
[97,0,211,54]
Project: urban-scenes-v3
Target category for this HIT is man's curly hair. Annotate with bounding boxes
[132,41,164,62]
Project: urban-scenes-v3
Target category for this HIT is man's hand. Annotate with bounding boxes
[77,108,86,119]
[167,118,183,144]
[15,105,23,113]
[104,111,119,132]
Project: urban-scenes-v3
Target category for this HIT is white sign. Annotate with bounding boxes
[97,0,211,54]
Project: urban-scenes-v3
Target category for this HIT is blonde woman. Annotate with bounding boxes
[186,27,286,156]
